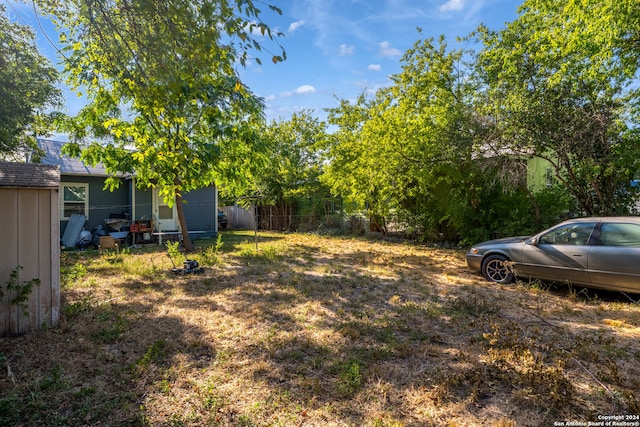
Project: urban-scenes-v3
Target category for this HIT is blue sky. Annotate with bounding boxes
[240,0,521,122]
[3,0,521,122]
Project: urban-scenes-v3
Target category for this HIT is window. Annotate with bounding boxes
[545,167,554,188]
[61,183,88,220]
[598,223,640,247]
[540,222,596,246]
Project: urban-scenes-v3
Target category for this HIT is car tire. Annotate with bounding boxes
[481,254,514,284]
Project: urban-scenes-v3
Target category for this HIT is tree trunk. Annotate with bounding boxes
[175,193,193,252]
[522,184,541,227]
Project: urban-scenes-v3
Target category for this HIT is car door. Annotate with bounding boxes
[518,222,596,285]
[587,221,640,292]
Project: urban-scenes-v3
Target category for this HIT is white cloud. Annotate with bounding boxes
[439,0,465,12]
[339,44,355,56]
[368,64,382,71]
[288,20,306,33]
[378,41,402,58]
[281,85,317,97]
[292,1,374,55]
[295,85,317,95]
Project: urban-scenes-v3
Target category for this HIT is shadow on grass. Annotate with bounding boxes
[2,232,639,426]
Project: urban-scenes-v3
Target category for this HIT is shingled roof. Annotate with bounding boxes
[0,162,60,188]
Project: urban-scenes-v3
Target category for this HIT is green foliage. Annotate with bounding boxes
[213,234,224,253]
[452,186,571,246]
[335,359,364,397]
[238,245,282,263]
[195,235,224,266]
[0,5,61,160]
[92,317,128,343]
[1,266,41,317]
[137,340,168,368]
[234,111,336,231]
[323,35,490,241]
[473,0,640,216]
[322,3,639,241]
[60,262,87,289]
[166,241,182,262]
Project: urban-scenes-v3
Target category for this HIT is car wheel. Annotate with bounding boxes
[481,254,514,284]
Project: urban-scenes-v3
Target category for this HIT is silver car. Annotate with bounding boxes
[466,217,640,293]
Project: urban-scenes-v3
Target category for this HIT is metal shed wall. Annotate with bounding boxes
[0,162,60,335]
[183,186,217,232]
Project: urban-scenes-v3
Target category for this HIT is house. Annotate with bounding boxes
[527,157,555,193]
[39,139,221,245]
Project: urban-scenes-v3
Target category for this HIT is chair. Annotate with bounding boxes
[99,236,119,255]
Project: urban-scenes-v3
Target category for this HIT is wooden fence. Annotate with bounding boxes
[220,205,255,230]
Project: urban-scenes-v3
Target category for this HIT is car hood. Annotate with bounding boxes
[473,236,530,247]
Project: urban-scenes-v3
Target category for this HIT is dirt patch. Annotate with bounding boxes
[1,231,639,426]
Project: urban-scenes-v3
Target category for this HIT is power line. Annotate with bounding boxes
[30,0,67,60]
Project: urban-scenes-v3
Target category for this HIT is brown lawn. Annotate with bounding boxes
[1,230,639,426]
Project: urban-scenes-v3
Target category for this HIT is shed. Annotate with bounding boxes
[0,162,60,335]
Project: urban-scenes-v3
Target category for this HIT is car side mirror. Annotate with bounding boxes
[526,237,538,246]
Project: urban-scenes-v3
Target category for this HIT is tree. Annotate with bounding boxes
[324,35,493,239]
[474,0,640,216]
[0,5,61,161]
[321,94,376,218]
[236,111,331,231]
[35,0,285,250]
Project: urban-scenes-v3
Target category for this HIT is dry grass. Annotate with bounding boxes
[1,230,639,426]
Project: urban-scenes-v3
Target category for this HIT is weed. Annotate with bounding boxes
[92,315,128,343]
[213,233,224,253]
[120,254,163,279]
[203,393,225,413]
[197,236,224,266]
[239,245,282,263]
[0,394,21,425]
[166,240,182,261]
[446,291,499,319]
[73,386,97,398]
[522,278,551,293]
[60,262,87,288]
[1,266,40,316]
[137,340,168,368]
[64,292,97,317]
[40,364,66,392]
[335,359,364,397]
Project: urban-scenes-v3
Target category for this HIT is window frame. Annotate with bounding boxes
[539,222,596,246]
[60,182,89,220]
[545,167,554,188]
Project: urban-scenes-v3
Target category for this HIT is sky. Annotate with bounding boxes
[3,0,522,123]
